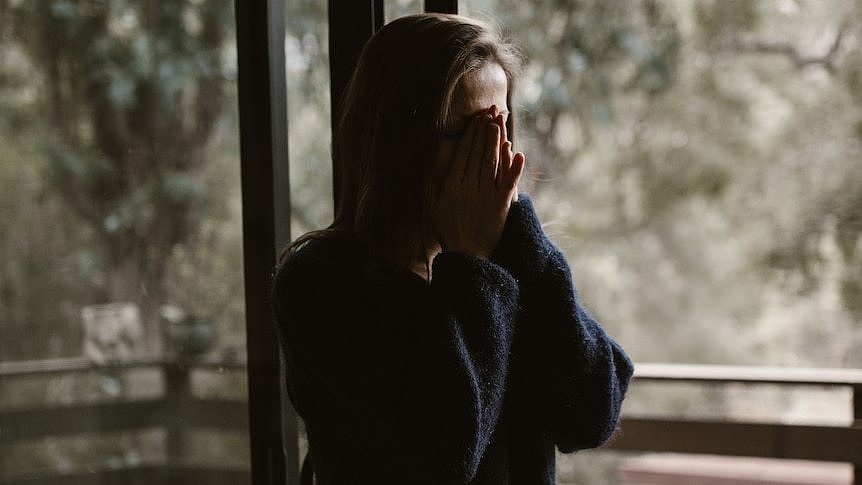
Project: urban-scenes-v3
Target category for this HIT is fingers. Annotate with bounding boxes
[496,140,512,188]
[451,115,480,184]
[492,113,507,180]
[467,112,491,183]
[447,105,511,192]
[512,152,525,184]
[500,115,508,141]
[480,121,500,186]
[503,152,525,202]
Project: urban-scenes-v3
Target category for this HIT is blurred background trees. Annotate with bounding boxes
[1,0,237,359]
[1,0,860,482]
[461,0,862,369]
[1,0,860,368]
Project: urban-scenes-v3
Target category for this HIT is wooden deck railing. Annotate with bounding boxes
[1,359,860,484]
[607,363,862,483]
[0,357,250,485]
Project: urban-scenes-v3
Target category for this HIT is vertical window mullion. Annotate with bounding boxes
[234,0,295,483]
[425,0,458,14]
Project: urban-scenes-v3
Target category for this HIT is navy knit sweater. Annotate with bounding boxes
[271,194,633,485]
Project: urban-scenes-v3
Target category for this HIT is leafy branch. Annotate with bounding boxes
[725,23,849,73]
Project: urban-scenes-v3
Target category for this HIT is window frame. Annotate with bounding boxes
[234,1,292,483]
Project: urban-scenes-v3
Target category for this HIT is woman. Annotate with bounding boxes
[272,13,633,485]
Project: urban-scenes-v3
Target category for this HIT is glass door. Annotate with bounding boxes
[0,1,250,482]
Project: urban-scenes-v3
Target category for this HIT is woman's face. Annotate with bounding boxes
[432,62,510,189]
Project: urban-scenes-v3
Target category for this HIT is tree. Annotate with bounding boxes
[3,0,233,356]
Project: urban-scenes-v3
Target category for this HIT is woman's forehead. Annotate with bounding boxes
[453,63,509,117]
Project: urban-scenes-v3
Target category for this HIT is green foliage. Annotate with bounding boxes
[1,0,861,482]
[464,0,682,189]
[1,0,858,370]
[5,0,232,226]
[460,0,862,371]
[0,0,236,359]
[695,0,759,43]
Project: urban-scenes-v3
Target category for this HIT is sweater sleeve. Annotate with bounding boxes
[272,243,518,484]
[490,193,634,452]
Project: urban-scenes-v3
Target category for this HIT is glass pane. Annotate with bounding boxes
[460,0,861,482]
[284,0,333,467]
[385,0,424,23]
[0,1,249,483]
[286,0,333,240]
[459,0,862,369]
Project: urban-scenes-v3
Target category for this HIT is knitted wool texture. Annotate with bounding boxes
[272,194,634,485]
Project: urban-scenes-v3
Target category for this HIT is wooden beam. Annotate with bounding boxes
[0,465,249,485]
[0,358,247,379]
[0,400,167,441]
[607,417,862,464]
[0,399,247,441]
[855,385,861,484]
[7,361,860,387]
[174,399,249,430]
[633,363,862,386]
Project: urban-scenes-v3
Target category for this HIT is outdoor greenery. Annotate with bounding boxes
[0,0,238,359]
[459,0,862,371]
[0,0,860,482]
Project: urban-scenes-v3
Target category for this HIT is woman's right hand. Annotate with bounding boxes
[431,105,526,259]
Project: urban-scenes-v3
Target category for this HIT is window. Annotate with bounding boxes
[2,1,858,483]
[462,0,861,369]
[460,0,861,481]
[0,1,249,482]
[286,0,333,239]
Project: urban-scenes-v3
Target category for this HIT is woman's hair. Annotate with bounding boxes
[278,13,522,268]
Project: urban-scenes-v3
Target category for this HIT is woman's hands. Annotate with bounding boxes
[431,105,526,259]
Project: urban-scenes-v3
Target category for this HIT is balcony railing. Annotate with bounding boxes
[1,359,860,484]
[607,363,862,482]
[0,357,250,485]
